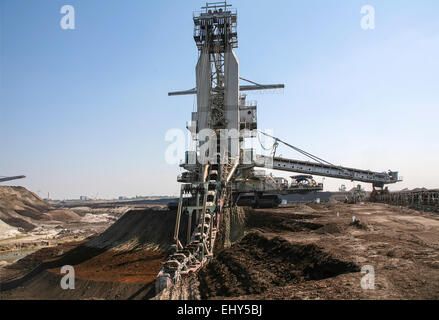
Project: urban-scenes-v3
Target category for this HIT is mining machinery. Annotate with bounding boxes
[156,2,402,293]
[0,175,26,183]
[289,175,324,194]
[347,185,368,204]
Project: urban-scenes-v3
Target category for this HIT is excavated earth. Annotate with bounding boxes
[0,186,76,231]
[0,209,189,299]
[197,232,359,299]
[1,202,439,300]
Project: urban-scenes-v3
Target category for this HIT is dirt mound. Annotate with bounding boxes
[297,204,318,213]
[0,186,51,231]
[247,210,322,233]
[85,209,186,251]
[0,186,82,231]
[198,232,359,299]
[1,209,187,299]
[43,210,80,222]
[38,209,185,271]
[349,219,368,230]
[316,223,344,235]
[35,210,184,288]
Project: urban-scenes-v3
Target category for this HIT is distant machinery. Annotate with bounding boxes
[346,185,367,204]
[0,175,26,183]
[156,1,402,293]
[374,189,439,212]
[289,175,323,194]
[236,194,282,209]
[234,174,323,208]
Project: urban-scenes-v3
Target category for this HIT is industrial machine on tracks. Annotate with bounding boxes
[156,1,402,293]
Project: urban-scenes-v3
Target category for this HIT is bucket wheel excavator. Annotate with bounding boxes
[156,1,402,293]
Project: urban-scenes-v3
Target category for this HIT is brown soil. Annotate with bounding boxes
[246,209,323,232]
[47,249,165,284]
[208,203,439,300]
[0,186,51,230]
[0,186,80,231]
[198,232,359,298]
[44,210,80,222]
[0,242,83,282]
[1,209,187,300]
[2,203,439,300]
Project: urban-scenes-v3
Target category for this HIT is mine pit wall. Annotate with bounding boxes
[373,190,439,213]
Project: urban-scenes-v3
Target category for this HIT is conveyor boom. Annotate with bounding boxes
[255,155,400,188]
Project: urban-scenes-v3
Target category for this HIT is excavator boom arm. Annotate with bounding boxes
[255,155,400,187]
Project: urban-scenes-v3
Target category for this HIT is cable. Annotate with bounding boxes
[257,131,277,152]
[239,77,262,87]
[257,130,340,168]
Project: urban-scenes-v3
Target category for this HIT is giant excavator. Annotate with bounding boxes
[156,2,401,293]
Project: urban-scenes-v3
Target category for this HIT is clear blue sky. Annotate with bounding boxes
[1,0,438,199]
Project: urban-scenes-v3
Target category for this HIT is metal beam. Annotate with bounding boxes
[241,84,285,91]
[168,84,285,96]
[255,155,401,186]
[0,175,26,183]
[168,88,197,96]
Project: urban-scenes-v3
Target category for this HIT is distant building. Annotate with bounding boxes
[80,196,90,201]
[118,196,128,200]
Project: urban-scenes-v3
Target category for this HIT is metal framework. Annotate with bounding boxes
[156,1,402,294]
[168,84,285,96]
[374,190,439,212]
[256,155,400,188]
[156,1,242,293]
[193,2,238,52]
